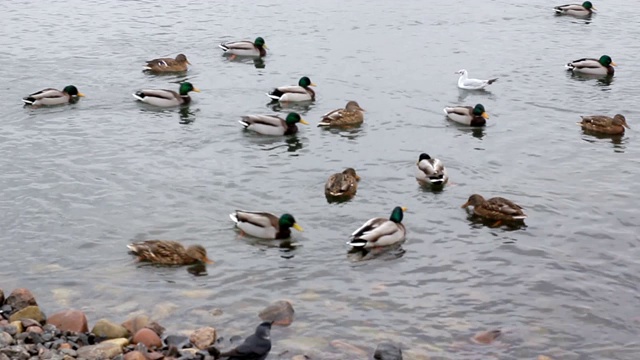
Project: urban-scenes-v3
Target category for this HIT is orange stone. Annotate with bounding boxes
[132,328,162,349]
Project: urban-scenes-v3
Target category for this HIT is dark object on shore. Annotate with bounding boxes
[217,322,272,360]
[374,342,403,359]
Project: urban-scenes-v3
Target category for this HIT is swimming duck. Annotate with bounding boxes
[127,240,213,265]
[318,101,365,127]
[239,112,308,136]
[219,37,267,59]
[566,55,615,76]
[554,2,595,16]
[455,69,498,90]
[325,168,360,199]
[578,114,630,135]
[133,82,200,107]
[444,104,489,126]
[266,77,316,102]
[229,211,303,239]
[416,153,448,186]
[461,194,527,225]
[348,207,407,248]
[22,85,84,106]
[143,54,190,73]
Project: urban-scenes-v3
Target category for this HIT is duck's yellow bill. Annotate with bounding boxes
[293,223,304,232]
[77,93,85,97]
[187,60,192,65]
[299,119,309,125]
[481,112,490,119]
[310,83,317,87]
[461,201,470,208]
[611,61,617,66]
[204,257,214,264]
[263,45,269,49]
[193,87,201,93]
[401,207,408,212]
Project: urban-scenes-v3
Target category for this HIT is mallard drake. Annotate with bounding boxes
[455,69,498,90]
[444,104,489,126]
[143,54,190,73]
[127,240,213,265]
[554,1,595,16]
[348,207,407,248]
[416,153,448,186]
[318,101,365,127]
[229,211,303,239]
[566,55,615,76]
[461,194,527,225]
[133,82,200,107]
[578,114,630,135]
[22,85,84,106]
[219,37,267,58]
[325,168,360,198]
[266,77,316,102]
[239,112,308,136]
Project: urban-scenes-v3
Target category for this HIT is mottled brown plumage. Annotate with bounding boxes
[143,54,191,73]
[318,101,365,127]
[325,168,360,199]
[578,114,630,135]
[461,194,527,222]
[127,240,213,265]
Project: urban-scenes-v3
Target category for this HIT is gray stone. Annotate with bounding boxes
[0,331,12,347]
[259,300,295,326]
[60,348,77,357]
[91,319,130,339]
[76,342,123,359]
[0,345,30,360]
[374,342,403,360]
[164,334,189,347]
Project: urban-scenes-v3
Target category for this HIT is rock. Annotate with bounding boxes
[146,351,165,360]
[538,356,552,360]
[91,318,130,339]
[0,331,12,347]
[59,343,72,350]
[132,328,162,348]
[189,327,217,350]
[21,318,41,328]
[76,342,123,359]
[329,340,368,357]
[471,329,501,344]
[0,345,30,360]
[145,321,165,336]
[26,325,43,333]
[259,300,295,326]
[123,351,146,360]
[46,309,88,333]
[374,342,403,360]
[292,356,311,360]
[0,305,12,317]
[121,315,150,335]
[103,337,130,348]
[0,354,8,360]
[60,348,77,357]
[9,306,46,324]
[4,289,37,313]
[10,321,23,334]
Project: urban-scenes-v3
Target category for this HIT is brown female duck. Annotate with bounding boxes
[325,168,360,199]
[578,114,630,135]
[318,101,366,127]
[461,194,527,225]
[143,54,191,73]
[127,240,213,265]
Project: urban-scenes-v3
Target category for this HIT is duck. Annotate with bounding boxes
[348,207,407,248]
[132,82,200,107]
[318,101,365,127]
[22,85,84,106]
[455,69,498,90]
[461,194,527,225]
[143,54,190,73]
[229,211,303,239]
[566,55,616,76]
[554,1,595,16]
[127,240,213,265]
[578,114,630,135]
[219,37,267,59]
[443,104,489,126]
[266,76,316,102]
[325,168,360,199]
[239,112,308,136]
[416,153,448,186]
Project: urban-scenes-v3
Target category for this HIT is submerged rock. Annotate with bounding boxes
[91,319,130,339]
[4,289,37,314]
[374,342,403,360]
[189,327,216,350]
[472,329,501,344]
[259,300,295,326]
[121,314,150,335]
[46,309,88,333]
[8,306,46,324]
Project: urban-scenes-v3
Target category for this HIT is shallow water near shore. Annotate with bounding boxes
[1,0,640,359]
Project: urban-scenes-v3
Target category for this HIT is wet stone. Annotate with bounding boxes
[5,288,37,313]
[165,334,189,347]
[8,305,46,324]
[374,342,403,360]
[46,309,88,333]
[189,327,217,350]
[259,300,295,326]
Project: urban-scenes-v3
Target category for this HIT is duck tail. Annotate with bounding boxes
[126,244,138,253]
[347,238,367,247]
[22,97,35,105]
[238,119,250,128]
[132,92,145,101]
[512,215,527,220]
[229,212,239,224]
[487,78,498,85]
[218,43,229,51]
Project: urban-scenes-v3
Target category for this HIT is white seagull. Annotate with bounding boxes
[455,69,498,90]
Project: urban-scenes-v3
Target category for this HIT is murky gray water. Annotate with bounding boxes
[1,0,640,359]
